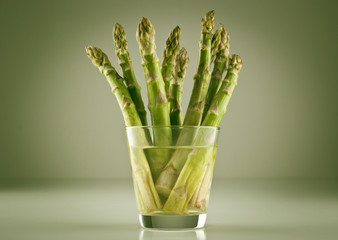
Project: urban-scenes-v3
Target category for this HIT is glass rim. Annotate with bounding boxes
[125,125,220,130]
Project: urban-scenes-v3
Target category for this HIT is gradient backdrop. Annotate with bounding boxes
[1,0,337,179]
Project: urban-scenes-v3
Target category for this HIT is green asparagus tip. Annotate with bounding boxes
[221,25,229,44]
[162,25,181,64]
[136,17,156,55]
[171,25,181,46]
[218,24,229,56]
[229,54,243,72]
[173,25,181,35]
[85,45,103,68]
[138,17,154,35]
[210,28,222,62]
[86,45,115,76]
[113,23,128,53]
[202,10,215,33]
[206,10,215,18]
[167,26,181,48]
[219,25,226,43]
[176,47,189,75]
[113,22,124,36]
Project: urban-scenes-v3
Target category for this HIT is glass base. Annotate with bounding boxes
[139,213,207,229]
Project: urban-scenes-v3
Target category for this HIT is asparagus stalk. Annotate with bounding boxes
[113,23,155,173]
[155,125,211,198]
[183,10,215,126]
[202,54,242,127]
[113,23,148,126]
[202,26,229,121]
[155,11,214,198]
[169,47,189,126]
[189,42,234,210]
[86,46,162,211]
[163,145,214,212]
[189,143,217,211]
[137,17,172,181]
[159,55,242,209]
[161,26,181,97]
[136,17,171,128]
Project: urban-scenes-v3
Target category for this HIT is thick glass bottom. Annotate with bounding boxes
[139,213,207,229]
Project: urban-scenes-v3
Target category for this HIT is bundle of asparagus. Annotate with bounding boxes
[86,10,242,213]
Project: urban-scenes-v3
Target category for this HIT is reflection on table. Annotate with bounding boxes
[140,229,206,240]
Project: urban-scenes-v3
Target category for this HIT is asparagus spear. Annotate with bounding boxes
[113,23,148,126]
[189,40,233,210]
[136,17,171,128]
[161,26,181,97]
[85,46,142,127]
[113,23,155,172]
[169,47,189,126]
[159,55,242,209]
[137,17,172,181]
[155,11,214,198]
[202,54,242,127]
[202,25,229,121]
[183,10,215,126]
[86,46,162,211]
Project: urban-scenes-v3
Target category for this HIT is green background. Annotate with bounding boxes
[1,0,337,179]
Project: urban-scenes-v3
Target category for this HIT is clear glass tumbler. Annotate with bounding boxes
[126,126,220,229]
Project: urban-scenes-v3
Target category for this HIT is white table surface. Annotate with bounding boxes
[1,179,337,240]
